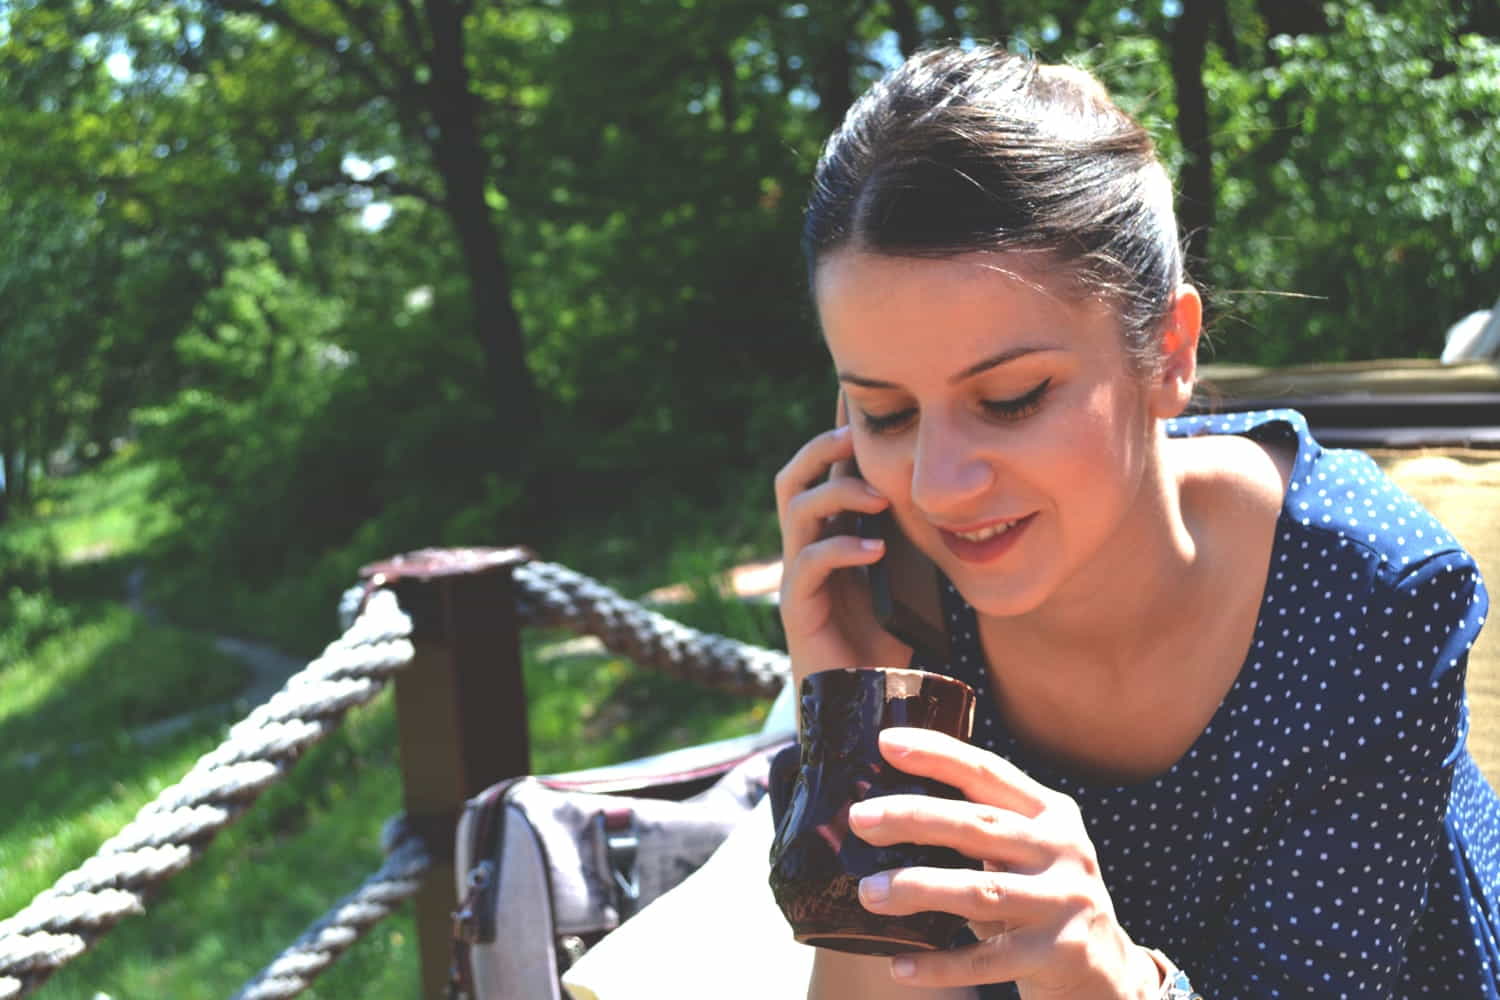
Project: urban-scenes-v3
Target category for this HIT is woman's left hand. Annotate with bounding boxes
[847,728,1161,999]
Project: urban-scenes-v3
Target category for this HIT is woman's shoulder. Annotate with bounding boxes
[1256,410,1484,650]
[1178,408,1487,731]
[1171,406,1476,572]
[1284,434,1474,580]
[1249,424,1487,772]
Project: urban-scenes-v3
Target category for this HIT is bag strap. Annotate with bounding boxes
[450,777,529,999]
[598,806,641,920]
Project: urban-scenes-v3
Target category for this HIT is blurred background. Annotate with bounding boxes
[2,1,1498,995]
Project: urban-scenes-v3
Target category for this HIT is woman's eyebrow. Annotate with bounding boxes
[951,345,1057,382]
[837,345,1056,389]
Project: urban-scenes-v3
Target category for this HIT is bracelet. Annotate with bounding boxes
[1146,948,1203,1000]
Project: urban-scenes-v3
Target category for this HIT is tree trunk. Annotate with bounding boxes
[1255,0,1329,41]
[1464,0,1500,37]
[715,48,740,136]
[888,0,921,57]
[930,0,963,41]
[1170,0,1216,277]
[0,447,10,526]
[423,0,550,521]
[812,8,856,130]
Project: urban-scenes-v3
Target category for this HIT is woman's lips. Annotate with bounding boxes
[938,513,1036,564]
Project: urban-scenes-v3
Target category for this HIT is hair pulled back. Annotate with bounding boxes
[803,46,1183,374]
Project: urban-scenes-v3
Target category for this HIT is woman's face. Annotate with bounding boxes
[815,250,1183,620]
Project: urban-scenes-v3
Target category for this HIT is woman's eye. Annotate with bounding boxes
[859,379,1051,434]
[982,378,1052,421]
[860,408,915,434]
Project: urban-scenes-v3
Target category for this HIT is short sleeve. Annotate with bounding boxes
[1347,550,1488,774]
[1191,549,1487,996]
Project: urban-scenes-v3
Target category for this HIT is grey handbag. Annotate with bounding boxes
[449,731,792,1000]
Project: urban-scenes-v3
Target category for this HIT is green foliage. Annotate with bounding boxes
[1206,2,1500,362]
[136,237,347,574]
[9,0,1492,596]
[0,587,75,664]
[525,627,771,773]
[0,529,59,593]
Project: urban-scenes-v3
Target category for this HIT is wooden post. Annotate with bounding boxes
[360,546,535,999]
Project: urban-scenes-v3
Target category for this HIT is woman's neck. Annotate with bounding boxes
[972,427,1292,782]
[995,424,1205,676]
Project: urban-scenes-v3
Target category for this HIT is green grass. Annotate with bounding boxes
[525,628,773,773]
[6,454,172,566]
[0,599,248,762]
[0,701,418,1000]
[0,459,780,998]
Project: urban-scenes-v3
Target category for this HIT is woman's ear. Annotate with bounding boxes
[1149,283,1202,420]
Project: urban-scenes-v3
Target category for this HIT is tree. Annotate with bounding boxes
[1170,0,1220,273]
[1207,1,1500,361]
[189,0,547,503]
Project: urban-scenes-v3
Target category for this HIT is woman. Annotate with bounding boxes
[773,45,1497,998]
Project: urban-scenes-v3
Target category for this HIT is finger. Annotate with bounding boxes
[847,795,1049,872]
[876,728,1052,818]
[774,425,858,515]
[858,866,1054,924]
[781,476,890,558]
[779,535,887,611]
[887,926,1047,988]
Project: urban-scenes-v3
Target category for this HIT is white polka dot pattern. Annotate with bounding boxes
[912,410,1498,999]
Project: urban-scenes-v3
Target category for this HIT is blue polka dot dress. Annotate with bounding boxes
[912,409,1498,998]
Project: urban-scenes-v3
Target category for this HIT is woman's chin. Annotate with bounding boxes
[945,568,1053,621]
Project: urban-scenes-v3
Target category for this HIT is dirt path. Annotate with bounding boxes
[213,635,306,709]
[11,571,308,770]
[127,564,304,708]
[133,566,306,743]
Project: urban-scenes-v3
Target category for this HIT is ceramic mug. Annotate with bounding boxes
[767,667,978,955]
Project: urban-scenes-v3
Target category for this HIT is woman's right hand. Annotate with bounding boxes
[774,420,913,682]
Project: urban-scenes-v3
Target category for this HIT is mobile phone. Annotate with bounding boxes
[850,482,951,662]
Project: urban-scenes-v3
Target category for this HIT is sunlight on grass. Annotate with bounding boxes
[0,601,248,760]
[9,453,172,564]
[524,629,772,774]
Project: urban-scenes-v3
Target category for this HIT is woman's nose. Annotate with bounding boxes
[908,424,995,518]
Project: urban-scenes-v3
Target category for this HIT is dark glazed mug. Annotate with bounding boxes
[767,667,979,955]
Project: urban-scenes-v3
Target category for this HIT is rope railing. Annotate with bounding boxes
[231,818,432,1000]
[0,589,415,1000]
[0,552,790,999]
[512,560,790,698]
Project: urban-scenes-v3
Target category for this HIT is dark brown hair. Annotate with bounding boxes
[803,46,1182,373]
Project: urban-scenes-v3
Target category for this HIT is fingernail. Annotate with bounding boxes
[880,729,915,759]
[860,537,884,551]
[860,873,890,903]
[848,802,883,827]
[833,424,851,438]
[891,957,916,979]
